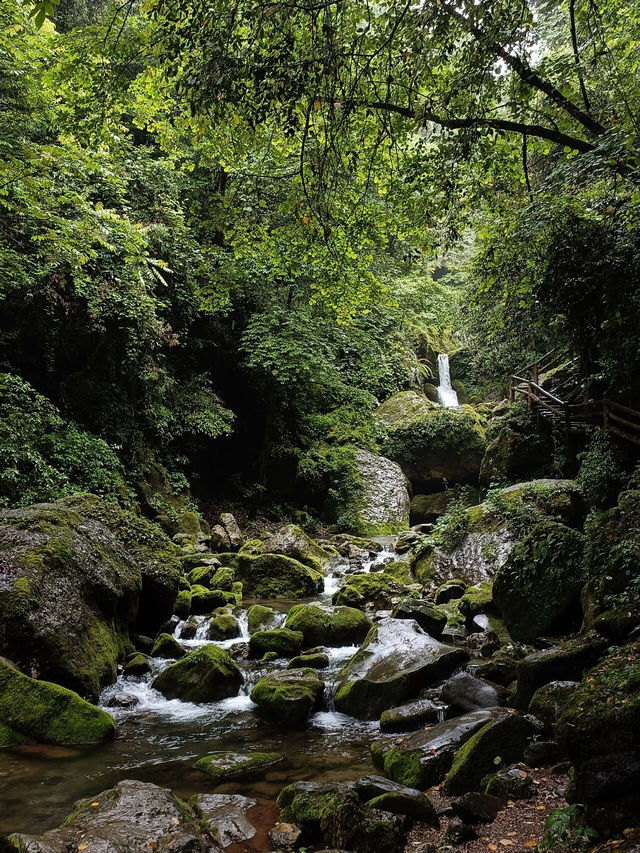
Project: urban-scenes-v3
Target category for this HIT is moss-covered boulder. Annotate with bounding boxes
[555,641,640,833]
[152,645,242,703]
[484,766,536,800]
[333,571,417,610]
[249,628,304,659]
[194,751,283,781]
[284,604,372,646]
[458,581,494,618]
[376,392,487,491]
[443,713,538,794]
[213,553,324,598]
[479,424,551,488]
[287,652,330,669]
[493,520,586,642]
[512,633,608,709]
[391,599,447,638]
[528,680,580,730]
[335,618,468,719]
[0,497,150,700]
[246,604,280,634]
[174,589,191,619]
[206,612,239,640]
[258,524,336,570]
[250,669,324,725]
[379,698,443,733]
[150,633,185,660]
[410,491,458,525]
[123,653,152,676]
[371,708,502,789]
[190,585,235,613]
[0,658,115,745]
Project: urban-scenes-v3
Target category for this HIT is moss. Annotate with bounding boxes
[151,633,186,659]
[230,581,243,604]
[0,659,115,744]
[284,603,372,646]
[174,589,191,618]
[194,751,283,781]
[261,651,278,663]
[380,747,426,789]
[208,567,235,591]
[248,628,304,659]
[207,612,239,640]
[287,652,330,669]
[250,669,324,725]
[152,644,242,703]
[122,653,151,676]
[0,721,31,747]
[382,560,413,584]
[215,552,324,598]
[247,604,279,634]
[187,565,219,587]
[332,572,417,609]
[367,791,438,824]
[238,538,263,554]
[190,585,235,613]
[459,581,494,618]
[411,545,436,585]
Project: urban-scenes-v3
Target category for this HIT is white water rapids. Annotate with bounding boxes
[437,353,459,408]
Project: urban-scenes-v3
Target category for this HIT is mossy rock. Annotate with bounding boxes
[206,612,239,640]
[194,751,283,781]
[332,573,417,610]
[214,552,324,598]
[287,653,330,670]
[434,579,467,604]
[367,791,438,824]
[190,585,235,613]
[174,589,191,619]
[479,425,551,488]
[484,767,536,800]
[0,658,115,745]
[246,604,280,634]
[122,654,152,676]
[379,698,442,733]
[391,599,447,638]
[151,633,185,660]
[528,680,580,730]
[249,628,304,659]
[208,567,235,592]
[284,604,372,646]
[0,721,31,747]
[411,492,458,525]
[493,520,586,642]
[443,713,538,795]
[250,669,324,725]
[187,565,219,587]
[258,524,336,570]
[152,645,242,703]
[459,581,494,619]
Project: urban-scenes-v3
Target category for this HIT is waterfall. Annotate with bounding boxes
[437,353,459,408]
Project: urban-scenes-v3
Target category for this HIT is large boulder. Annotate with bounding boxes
[152,645,242,703]
[555,641,640,833]
[493,520,586,642]
[257,524,337,570]
[371,708,504,789]
[250,669,324,725]
[212,553,323,598]
[248,628,304,659]
[10,780,221,853]
[284,603,372,646]
[440,671,509,712]
[479,424,551,488]
[376,392,487,491]
[335,617,468,719]
[0,658,115,746]
[333,569,418,610]
[189,794,256,848]
[0,495,178,700]
[390,599,447,638]
[353,449,411,535]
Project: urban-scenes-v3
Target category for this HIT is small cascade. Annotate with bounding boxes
[436,353,459,408]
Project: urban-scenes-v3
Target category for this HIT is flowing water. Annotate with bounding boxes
[437,353,459,408]
[0,546,399,838]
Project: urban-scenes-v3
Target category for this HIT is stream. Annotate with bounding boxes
[0,546,398,840]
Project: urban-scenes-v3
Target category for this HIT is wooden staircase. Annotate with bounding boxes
[509,350,640,445]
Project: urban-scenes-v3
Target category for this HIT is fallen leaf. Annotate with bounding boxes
[78,847,88,852]
[524,841,537,848]
[90,802,99,807]
[536,805,546,810]
[171,818,179,825]
[500,841,514,846]
[488,846,498,851]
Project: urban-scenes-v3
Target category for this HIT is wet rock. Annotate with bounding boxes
[174,589,191,618]
[333,572,417,611]
[443,818,477,844]
[0,495,181,700]
[268,822,302,849]
[247,604,280,634]
[10,779,221,853]
[473,660,517,688]
[284,603,372,646]
[440,671,509,712]
[528,680,580,730]
[152,645,242,703]
[554,640,640,833]
[379,698,444,733]
[391,599,447,638]
[512,633,608,709]
[335,618,469,719]
[190,793,256,847]
[443,712,539,794]
[394,529,427,554]
[371,708,503,789]
[179,615,200,639]
[458,581,494,618]
[122,653,151,677]
[194,751,283,781]
[214,553,324,598]
[353,448,411,535]
[220,513,243,549]
[410,492,458,525]
[435,580,467,604]
[0,657,115,745]
[484,766,536,799]
[151,633,186,660]
[367,791,438,825]
[524,739,564,767]
[191,585,235,614]
[451,791,504,823]
[493,520,586,642]
[287,652,330,669]
[206,612,239,640]
[249,628,304,659]
[250,668,324,725]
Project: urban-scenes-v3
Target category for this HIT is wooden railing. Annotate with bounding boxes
[509,352,640,445]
